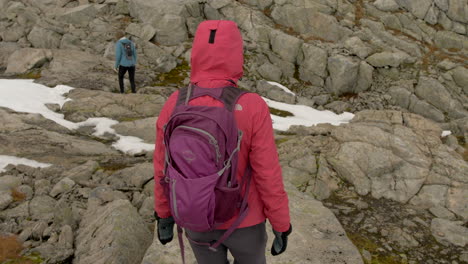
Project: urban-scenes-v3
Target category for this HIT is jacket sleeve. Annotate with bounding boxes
[114,42,121,69]
[153,92,178,218]
[249,96,290,232]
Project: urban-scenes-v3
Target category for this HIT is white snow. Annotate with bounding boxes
[113,136,155,154]
[0,79,354,156]
[263,97,354,131]
[266,81,296,95]
[441,131,452,137]
[0,79,76,129]
[0,155,51,173]
[0,79,153,155]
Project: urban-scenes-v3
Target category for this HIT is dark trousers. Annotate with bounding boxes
[186,222,267,264]
[118,66,136,93]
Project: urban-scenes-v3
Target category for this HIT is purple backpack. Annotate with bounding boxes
[162,84,252,254]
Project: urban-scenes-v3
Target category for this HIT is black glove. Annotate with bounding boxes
[271,224,292,256]
[155,212,175,245]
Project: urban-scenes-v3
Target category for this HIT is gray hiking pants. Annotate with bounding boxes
[186,222,267,264]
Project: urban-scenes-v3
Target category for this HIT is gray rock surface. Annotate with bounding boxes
[58,4,98,26]
[256,80,296,104]
[451,66,468,94]
[447,0,468,23]
[431,218,468,247]
[298,44,328,83]
[374,0,400,12]
[344,37,373,59]
[103,162,153,189]
[270,29,303,63]
[125,23,156,42]
[395,0,432,19]
[415,77,467,119]
[5,48,52,74]
[61,88,166,122]
[74,199,152,264]
[366,51,412,67]
[50,177,76,197]
[63,160,99,183]
[111,117,156,143]
[0,175,22,192]
[141,182,364,264]
[29,196,57,221]
[0,192,13,210]
[326,55,359,96]
[27,26,62,49]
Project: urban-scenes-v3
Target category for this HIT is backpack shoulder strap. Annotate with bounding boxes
[176,84,247,110]
[175,85,191,106]
[220,86,247,112]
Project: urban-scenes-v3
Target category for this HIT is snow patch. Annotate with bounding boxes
[0,155,51,173]
[266,81,296,95]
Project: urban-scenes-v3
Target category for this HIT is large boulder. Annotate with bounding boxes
[141,42,177,73]
[0,175,22,192]
[29,195,57,221]
[434,31,467,51]
[111,117,157,143]
[326,55,360,96]
[128,0,189,45]
[394,0,432,19]
[409,95,446,122]
[366,51,413,67]
[102,162,153,189]
[327,111,437,203]
[58,4,98,27]
[62,160,99,183]
[447,0,468,23]
[125,23,156,42]
[61,88,166,122]
[415,77,467,119]
[1,24,26,42]
[74,199,152,264]
[27,26,62,49]
[431,218,468,247]
[5,48,53,74]
[344,37,373,59]
[325,110,468,221]
[451,66,468,94]
[298,44,328,84]
[271,4,347,42]
[38,49,117,91]
[355,61,374,93]
[0,42,19,70]
[256,80,296,104]
[373,0,400,11]
[269,29,303,63]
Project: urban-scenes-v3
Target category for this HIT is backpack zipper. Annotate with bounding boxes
[177,125,221,164]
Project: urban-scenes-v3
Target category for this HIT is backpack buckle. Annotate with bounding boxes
[208,246,218,252]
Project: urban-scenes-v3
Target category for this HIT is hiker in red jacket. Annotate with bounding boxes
[153,20,291,264]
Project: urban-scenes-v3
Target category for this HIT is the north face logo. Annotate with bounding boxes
[182,150,196,163]
[235,104,243,111]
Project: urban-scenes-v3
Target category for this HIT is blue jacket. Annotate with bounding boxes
[115,38,137,68]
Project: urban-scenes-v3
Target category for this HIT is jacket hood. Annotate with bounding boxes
[190,20,244,86]
[118,38,131,43]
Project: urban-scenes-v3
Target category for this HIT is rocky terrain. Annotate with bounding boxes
[0,0,467,263]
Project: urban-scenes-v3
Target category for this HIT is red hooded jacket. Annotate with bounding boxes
[153,20,290,232]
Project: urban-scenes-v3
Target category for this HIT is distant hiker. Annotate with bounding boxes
[114,32,137,94]
[153,20,292,264]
